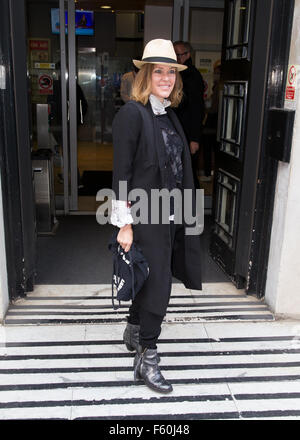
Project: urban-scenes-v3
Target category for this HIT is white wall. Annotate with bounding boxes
[265,0,300,318]
[144,5,173,44]
[116,12,143,39]
[190,9,224,45]
[0,174,9,322]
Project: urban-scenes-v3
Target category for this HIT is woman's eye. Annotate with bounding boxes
[154,69,176,75]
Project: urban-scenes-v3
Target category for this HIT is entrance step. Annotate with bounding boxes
[4,283,274,326]
[0,320,299,419]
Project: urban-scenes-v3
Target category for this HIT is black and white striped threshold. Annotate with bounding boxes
[4,283,274,325]
[0,320,300,419]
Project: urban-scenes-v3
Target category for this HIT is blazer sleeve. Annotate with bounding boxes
[112,102,142,201]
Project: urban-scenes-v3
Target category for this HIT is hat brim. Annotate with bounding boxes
[133,59,187,72]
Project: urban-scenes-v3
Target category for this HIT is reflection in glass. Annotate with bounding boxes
[26,0,144,211]
[224,98,241,143]
[226,0,251,60]
[219,82,247,159]
[232,0,247,45]
[214,171,239,249]
[77,50,132,145]
[227,84,243,96]
[26,0,66,200]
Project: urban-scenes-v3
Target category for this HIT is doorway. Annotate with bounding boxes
[4,0,291,324]
[25,0,229,286]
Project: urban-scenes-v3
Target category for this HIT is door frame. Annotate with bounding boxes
[0,0,36,300]
[0,0,295,303]
[246,0,295,297]
[172,0,225,41]
[59,0,78,213]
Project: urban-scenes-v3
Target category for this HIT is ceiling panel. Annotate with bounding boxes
[75,0,173,12]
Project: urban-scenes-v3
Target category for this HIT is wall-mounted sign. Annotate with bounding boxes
[38,74,53,95]
[34,63,55,69]
[29,38,51,68]
[285,64,300,110]
[195,51,221,101]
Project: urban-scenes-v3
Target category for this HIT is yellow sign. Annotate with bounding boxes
[34,62,55,69]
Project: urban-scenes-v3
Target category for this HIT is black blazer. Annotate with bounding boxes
[112,100,202,316]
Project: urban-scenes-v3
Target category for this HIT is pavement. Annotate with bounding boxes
[1,283,300,421]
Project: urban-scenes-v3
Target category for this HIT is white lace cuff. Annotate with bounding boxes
[110,199,134,228]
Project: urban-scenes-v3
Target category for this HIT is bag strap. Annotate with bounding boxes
[129,249,135,300]
[111,248,120,310]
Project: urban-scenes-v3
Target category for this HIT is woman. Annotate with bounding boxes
[111,39,202,394]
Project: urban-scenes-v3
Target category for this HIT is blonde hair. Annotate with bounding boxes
[131,63,183,107]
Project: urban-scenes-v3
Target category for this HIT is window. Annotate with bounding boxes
[219,82,248,159]
[214,170,240,249]
[226,0,252,60]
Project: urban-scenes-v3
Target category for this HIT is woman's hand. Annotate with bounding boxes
[117,224,133,253]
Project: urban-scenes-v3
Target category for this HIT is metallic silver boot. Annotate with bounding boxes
[123,322,140,352]
[134,346,172,394]
[123,323,161,362]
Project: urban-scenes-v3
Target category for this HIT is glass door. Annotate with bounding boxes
[26,0,69,217]
[68,5,135,212]
[28,1,144,215]
[76,48,132,211]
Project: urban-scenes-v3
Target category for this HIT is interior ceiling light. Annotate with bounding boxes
[101,5,112,8]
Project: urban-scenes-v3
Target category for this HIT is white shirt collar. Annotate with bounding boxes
[149,94,171,115]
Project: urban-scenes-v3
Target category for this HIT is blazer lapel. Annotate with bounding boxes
[145,102,167,181]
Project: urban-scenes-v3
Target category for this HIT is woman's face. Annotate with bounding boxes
[151,64,176,102]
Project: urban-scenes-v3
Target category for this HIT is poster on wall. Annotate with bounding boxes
[195,51,221,102]
[28,38,52,103]
[29,38,51,68]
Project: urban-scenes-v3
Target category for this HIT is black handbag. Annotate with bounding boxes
[108,233,149,310]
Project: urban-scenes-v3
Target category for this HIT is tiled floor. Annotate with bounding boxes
[1,282,300,419]
[0,318,300,420]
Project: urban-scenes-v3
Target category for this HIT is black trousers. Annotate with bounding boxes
[127,222,179,349]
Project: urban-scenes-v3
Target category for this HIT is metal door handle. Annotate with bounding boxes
[0,65,6,90]
[80,99,83,124]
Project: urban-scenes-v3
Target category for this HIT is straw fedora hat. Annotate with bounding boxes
[133,39,187,72]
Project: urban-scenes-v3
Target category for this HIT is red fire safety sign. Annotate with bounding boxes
[285,65,297,101]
